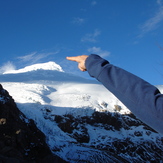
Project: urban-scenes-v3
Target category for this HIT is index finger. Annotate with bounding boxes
[66,56,80,62]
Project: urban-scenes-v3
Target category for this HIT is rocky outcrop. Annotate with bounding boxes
[52,111,163,162]
[0,84,67,163]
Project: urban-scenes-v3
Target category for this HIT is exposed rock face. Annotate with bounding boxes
[0,84,66,163]
[52,111,163,162]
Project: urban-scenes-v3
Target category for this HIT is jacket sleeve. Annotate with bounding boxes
[85,54,163,135]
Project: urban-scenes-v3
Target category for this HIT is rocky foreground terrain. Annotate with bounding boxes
[0,84,66,163]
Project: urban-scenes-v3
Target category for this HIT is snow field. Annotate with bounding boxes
[1,61,162,162]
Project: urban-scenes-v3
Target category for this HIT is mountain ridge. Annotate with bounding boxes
[0,61,163,162]
[3,61,63,74]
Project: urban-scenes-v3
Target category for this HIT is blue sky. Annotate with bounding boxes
[0,0,163,85]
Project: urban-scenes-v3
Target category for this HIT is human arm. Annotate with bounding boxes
[85,54,163,135]
[66,54,163,135]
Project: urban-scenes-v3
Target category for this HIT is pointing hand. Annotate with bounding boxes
[66,55,88,71]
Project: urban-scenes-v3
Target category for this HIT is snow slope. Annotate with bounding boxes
[0,61,162,162]
[1,61,128,115]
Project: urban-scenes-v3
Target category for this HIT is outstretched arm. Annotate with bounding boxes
[66,54,163,135]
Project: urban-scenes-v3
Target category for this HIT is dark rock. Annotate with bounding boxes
[54,110,163,162]
[0,84,67,163]
[55,114,90,143]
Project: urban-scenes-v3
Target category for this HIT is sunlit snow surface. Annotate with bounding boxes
[0,62,162,162]
[3,61,64,74]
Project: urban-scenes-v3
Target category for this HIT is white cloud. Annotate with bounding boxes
[73,17,85,25]
[18,52,37,62]
[18,51,59,64]
[0,50,60,74]
[87,46,110,57]
[157,0,163,5]
[91,1,97,6]
[0,61,16,74]
[81,29,101,42]
[138,0,163,37]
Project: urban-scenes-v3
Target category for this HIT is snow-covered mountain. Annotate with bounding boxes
[0,61,163,162]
